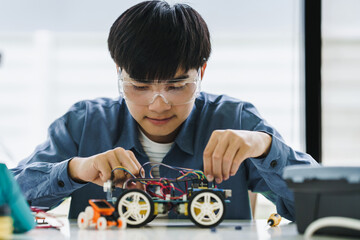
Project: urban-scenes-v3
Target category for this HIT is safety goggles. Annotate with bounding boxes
[118,69,201,106]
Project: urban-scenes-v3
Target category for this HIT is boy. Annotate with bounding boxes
[12,1,317,221]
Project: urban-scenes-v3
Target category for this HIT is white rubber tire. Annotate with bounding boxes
[118,217,127,229]
[85,206,94,221]
[97,217,107,230]
[77,212,88,229]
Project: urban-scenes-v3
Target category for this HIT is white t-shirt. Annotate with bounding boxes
[138,128,173,178]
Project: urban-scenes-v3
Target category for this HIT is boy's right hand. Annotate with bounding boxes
[68,147,143,188]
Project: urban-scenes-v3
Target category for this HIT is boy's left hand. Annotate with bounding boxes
[203,130,272,184]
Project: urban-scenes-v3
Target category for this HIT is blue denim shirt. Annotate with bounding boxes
[11,92,317,220]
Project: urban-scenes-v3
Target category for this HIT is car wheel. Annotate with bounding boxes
[188,190,225,228]
[97,216,107,230]
[85,206,94,221]
[77,212,88,229]
[116,189,154,227]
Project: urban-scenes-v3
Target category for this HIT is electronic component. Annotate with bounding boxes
[109,163,232,228]
[191,178,210,188]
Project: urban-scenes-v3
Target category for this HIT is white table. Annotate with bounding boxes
[11,219,357,240]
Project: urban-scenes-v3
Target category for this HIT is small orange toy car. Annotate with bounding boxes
[77,199,126,230]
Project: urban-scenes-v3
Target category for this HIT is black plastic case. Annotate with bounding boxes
[283,165,360,237]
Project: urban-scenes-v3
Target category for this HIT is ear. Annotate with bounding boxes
[116,64,120,74]
[200,62,207,80]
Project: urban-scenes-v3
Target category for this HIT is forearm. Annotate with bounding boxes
[254,131,272,158]
[68,157,91,184]
[12,159,85,207]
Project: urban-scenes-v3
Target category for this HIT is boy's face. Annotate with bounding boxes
[122,68,201,143]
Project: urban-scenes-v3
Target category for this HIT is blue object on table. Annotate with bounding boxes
[0,163,35,233]
[235,225,242,230]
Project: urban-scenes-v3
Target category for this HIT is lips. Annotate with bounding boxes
[146,116,174,125]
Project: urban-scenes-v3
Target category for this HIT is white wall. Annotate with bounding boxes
[0,0,303,167]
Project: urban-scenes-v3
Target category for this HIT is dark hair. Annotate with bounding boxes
[108,0,211,80]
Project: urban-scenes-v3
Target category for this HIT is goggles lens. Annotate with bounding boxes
[118,70,201,105]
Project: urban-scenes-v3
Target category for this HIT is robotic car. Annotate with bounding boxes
[78,163,232,229]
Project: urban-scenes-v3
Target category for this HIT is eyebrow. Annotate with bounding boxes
[173,74,189,80]
[129,74,190,83]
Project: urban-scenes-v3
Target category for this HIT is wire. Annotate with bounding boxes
[116,162,208,200]
[139,162,207,180]
[112,166,137,179]
[139,162,184,178]
[304,217,360,240]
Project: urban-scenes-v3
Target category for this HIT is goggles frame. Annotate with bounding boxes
[117,68,201,106]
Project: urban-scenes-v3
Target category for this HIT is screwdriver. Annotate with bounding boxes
[267,213,282,227]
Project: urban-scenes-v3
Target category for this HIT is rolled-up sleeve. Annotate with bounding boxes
[241,102,318,221]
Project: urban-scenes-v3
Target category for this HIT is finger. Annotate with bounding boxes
[212,136,229,184]
[126,150,144,177]
[125,181,139,189]
[114,148,139,176]
[111,160,126,184]
[203,132,219,181]
[110,148,141,188]
[127,150,141,169]
[114,179,132,188]
[230,148,247,176]
[222,141,239,181]
[95,156,113,182]
[106,152,127,182]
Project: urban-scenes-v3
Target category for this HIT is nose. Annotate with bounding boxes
[148,94,171,112]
